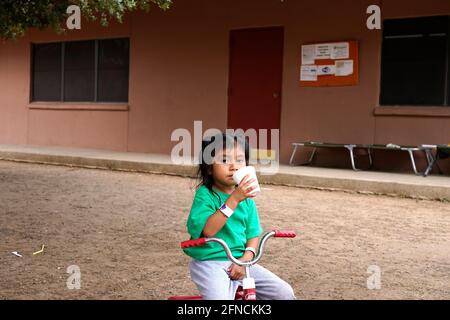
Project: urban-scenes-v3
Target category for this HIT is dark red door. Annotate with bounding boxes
[227,27,284,154]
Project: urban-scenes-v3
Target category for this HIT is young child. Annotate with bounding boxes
[183,133,295,300]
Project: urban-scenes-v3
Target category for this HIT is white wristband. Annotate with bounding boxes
[219,203,234,218]
[245,247,257,257]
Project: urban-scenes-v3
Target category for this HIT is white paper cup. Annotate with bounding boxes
[233,166,261,195]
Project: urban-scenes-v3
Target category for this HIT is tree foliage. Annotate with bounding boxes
[0,0,172,40]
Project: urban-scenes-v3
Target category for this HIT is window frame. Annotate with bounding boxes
[379,15,450,108]
[31,38,129,104]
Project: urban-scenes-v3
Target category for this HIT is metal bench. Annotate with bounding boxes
[289,142,436,176]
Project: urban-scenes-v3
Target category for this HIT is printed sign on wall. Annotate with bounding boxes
[300,40,359,87]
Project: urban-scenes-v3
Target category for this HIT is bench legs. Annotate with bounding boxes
[289,144,317,166]
[308,148,317,164]
[289,144,299,165]
[406,149,420,175]
[406,149,435,176]
[424,158,435,177]
[344,145,372,171]
[345,145,360,171]
[367,148,373,168]
[423,149,437,177]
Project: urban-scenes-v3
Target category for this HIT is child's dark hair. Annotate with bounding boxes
[196,133,249,205]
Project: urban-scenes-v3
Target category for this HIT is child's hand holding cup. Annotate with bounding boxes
[233,166,261,197]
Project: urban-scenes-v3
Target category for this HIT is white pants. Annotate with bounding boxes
[189,259,296,300]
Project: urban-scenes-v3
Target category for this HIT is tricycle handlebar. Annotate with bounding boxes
[180,230,296,267]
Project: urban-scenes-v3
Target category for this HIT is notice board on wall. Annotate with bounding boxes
[299,40,359,87]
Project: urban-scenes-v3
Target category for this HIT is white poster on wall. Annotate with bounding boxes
[317,65,336,76]
[300,65,318,81]
[315,44,331,59]
[302,45,316,65]
[335,60,354,76]
[331,42,350,59]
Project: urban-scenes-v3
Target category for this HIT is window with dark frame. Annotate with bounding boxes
[32,43,62,102]
[380,16,450,107]
[32,38,129,103]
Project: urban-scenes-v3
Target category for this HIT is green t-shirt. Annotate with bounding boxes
[183,185,263,261]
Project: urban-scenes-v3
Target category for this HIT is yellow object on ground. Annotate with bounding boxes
[33,245,45,255]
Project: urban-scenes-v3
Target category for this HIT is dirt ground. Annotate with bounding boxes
[0,160,449,300]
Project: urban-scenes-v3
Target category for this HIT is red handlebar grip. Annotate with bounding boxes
[274,230,296,238]
[181,238,207,249]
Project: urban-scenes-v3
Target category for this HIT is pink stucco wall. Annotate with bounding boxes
[0,0,449,173]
